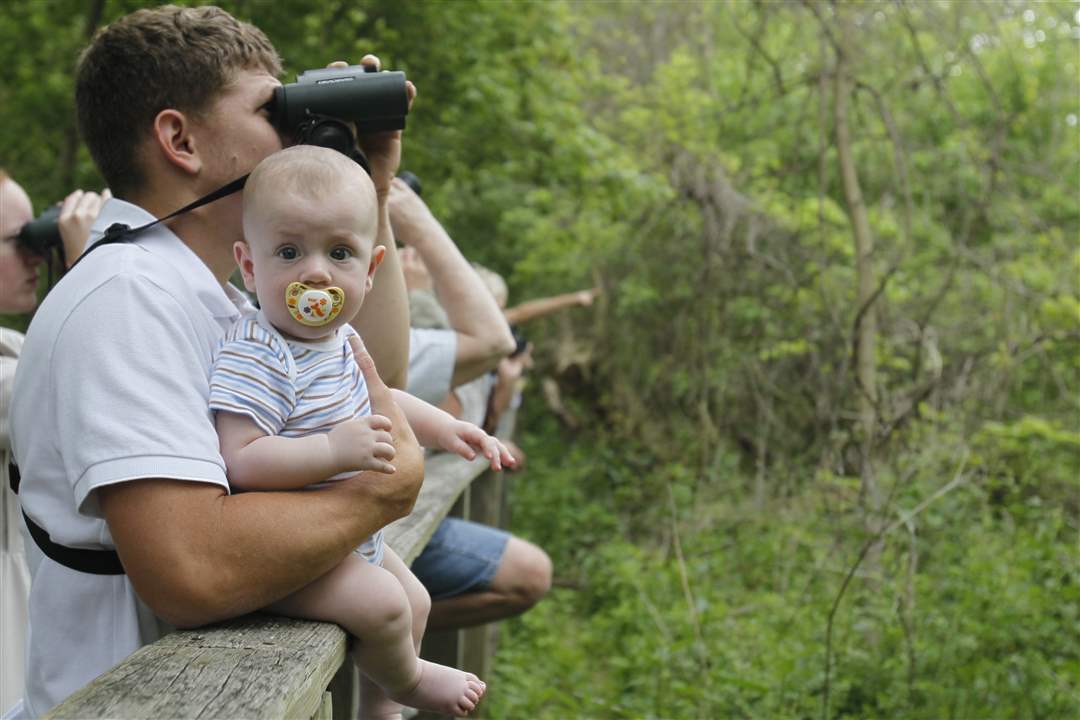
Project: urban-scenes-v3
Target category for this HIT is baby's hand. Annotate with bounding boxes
[439,420,516,472]
[328,414,396,474]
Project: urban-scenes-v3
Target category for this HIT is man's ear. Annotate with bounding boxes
[234,241,257,293]
[152,109,202,176]
[366,245,386,292]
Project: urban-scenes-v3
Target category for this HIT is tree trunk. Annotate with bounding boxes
[833,16,884,577]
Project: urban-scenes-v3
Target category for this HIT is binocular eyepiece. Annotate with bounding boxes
[17,205,63,259]
[268,64,409,162]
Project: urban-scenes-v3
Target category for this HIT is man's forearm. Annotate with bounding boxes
[352,195,410,389]
[414,223,511,352]
[99,445,423,628]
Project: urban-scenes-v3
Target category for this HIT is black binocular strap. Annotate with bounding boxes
[10,173,250,576]
[67,174,250,272]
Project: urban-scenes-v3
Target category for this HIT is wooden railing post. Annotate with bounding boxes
[461,469,504,692]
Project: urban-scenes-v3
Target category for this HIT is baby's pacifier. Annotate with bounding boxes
[285,282,346,327]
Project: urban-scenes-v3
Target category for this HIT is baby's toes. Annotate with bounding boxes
[463,677,485,709]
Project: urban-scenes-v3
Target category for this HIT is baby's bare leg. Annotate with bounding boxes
[267,551,484,718]
[359,546,429,720]
[357,548,485,719]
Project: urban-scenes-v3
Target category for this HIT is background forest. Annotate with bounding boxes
[1,1,1077,718]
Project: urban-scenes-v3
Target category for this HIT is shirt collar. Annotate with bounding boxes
[87,198,241,320]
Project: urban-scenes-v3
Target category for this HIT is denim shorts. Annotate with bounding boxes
[409,517,510,601]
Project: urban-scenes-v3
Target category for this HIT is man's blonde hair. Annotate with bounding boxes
[76,5,282,197]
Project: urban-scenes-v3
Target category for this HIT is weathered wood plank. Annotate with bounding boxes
[46,614,345,720]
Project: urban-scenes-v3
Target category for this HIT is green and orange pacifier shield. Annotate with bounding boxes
[285,282,345,326]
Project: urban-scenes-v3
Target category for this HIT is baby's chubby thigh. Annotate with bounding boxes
[267,552,413,642]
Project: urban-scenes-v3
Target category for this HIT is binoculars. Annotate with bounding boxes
[17,205,63,258]
[269,64,410,161]
[16,65,409,259]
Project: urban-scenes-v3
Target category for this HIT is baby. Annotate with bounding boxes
[209,145,512,718]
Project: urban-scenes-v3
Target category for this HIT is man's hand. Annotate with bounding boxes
[437,419,516,472]
[326,55,417,195]
[328,415,396,475]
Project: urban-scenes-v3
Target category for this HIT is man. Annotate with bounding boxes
[9,7,421,715]
[389,180,553,631]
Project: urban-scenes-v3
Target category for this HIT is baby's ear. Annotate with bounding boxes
[366,245,386,291]
[234,241,257,293]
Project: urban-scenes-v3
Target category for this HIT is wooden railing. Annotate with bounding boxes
[44,448,508,720]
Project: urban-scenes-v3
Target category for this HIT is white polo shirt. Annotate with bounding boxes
[8,199,246,717]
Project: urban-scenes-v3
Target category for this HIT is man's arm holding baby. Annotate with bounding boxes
[97,339,423,629]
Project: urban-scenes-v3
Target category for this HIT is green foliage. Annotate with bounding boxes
[493,401,1079,719]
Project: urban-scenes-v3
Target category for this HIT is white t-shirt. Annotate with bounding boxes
[406,327,456,405]
[8,199,246,717]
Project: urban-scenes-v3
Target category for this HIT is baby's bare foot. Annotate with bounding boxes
[390,660,486,717]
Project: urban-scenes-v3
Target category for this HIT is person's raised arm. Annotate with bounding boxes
[389,180,514,387]
[98,337,422,629]
[503,287,600,326]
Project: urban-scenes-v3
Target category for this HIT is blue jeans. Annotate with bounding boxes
[409,518,510,600]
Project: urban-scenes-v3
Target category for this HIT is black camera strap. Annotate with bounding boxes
[11,174,249,576]
[67,174,250,273]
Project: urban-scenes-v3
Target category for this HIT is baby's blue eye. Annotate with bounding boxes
[330,247,353,261]
[276,246,298,260]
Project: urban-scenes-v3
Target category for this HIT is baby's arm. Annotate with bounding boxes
[391,389,514,471]
[217,411,397,491]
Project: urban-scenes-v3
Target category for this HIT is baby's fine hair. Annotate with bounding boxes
[246,145,372,205]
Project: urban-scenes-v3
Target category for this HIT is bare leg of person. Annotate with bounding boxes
[426,537,553,631]
[266,552,484,718]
